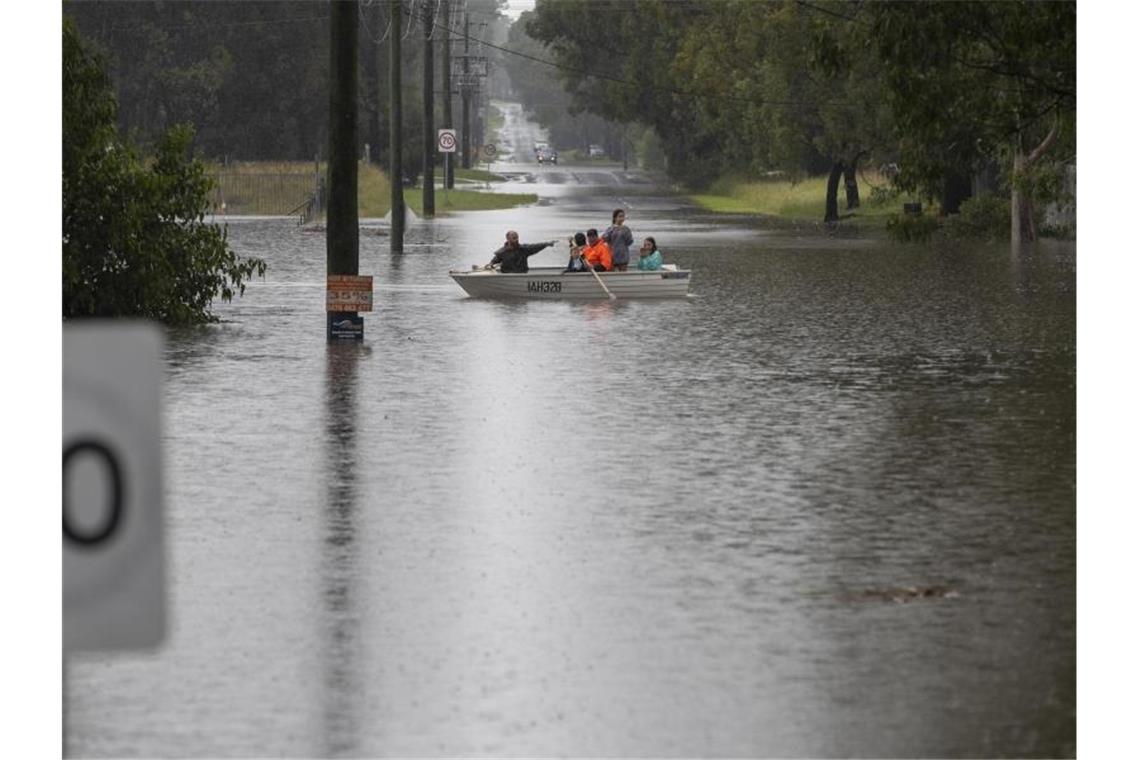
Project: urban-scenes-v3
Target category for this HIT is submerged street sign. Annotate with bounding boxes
[64,322,165,651]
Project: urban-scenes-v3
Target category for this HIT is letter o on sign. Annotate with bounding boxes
[64,322,165,651]
[63,438,124,547]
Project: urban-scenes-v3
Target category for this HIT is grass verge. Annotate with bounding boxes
[689,173,901,227]
[363,164,535,214]
[207,161,534,217]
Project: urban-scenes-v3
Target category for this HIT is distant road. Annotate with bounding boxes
[487,100,653,188]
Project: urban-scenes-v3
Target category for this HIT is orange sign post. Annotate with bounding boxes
[326,274,374,312]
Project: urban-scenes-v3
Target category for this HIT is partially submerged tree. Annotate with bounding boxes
[63,18,265,324]
[868,1,1076,242]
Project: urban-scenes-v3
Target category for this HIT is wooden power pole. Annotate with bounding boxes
[327,0,366,340]
[461,9,470,169]
[441,0,453,189]
[422,0,435,217]
[389,0,404,253]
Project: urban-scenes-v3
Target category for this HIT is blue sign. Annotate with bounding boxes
[327,313,364,340]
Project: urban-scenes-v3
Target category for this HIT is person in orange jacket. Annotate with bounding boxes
[581,228,612,272]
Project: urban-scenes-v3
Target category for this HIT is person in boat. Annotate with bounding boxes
[581,228,613,272]
[483,230,557,273]
[636,236,663,271]
[601,208,633,271]
[564,232,590,273]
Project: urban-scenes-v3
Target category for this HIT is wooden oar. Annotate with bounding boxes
[584,258,616,300]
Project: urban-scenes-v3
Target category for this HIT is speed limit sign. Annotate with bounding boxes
[437,128,457,153]
[481,143,498,161]
[64,321,165,651]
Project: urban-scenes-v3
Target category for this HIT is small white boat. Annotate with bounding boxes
[448,265,692,299]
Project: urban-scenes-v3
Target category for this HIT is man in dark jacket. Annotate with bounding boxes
[484,230,557,273]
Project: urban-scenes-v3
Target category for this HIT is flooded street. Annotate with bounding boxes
[65,104,1076,757]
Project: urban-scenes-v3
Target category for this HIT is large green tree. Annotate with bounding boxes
[867,1,1076,241]
[63,18,265,324]
[525,0,892,209]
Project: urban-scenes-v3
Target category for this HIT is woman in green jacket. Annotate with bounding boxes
[636,236,663,270]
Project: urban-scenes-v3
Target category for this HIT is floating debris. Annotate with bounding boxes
[842,585,961,604]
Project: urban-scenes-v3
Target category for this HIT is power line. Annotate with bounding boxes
[100,14,331,35]
[87,4,854,111]
[359,1,393,45]
[428,13,854,109]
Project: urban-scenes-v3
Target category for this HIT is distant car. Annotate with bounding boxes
[588,144,605,158]
[533,141,549,156]
[536,147,558,165]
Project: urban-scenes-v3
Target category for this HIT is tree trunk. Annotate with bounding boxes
[825,161,844,223]
[941,170,972,215]
[843,156,861,210]
[1010,149,1033,244]
[1010,120,1060,244]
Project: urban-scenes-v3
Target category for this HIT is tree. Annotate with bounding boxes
[63,19,265,324]
[524,0,893,212]
[867,1,1076,241]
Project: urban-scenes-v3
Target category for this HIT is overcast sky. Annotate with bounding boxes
[503,0,536,20]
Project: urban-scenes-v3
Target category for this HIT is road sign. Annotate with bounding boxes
[64,322,165,651]
[481,143,498,161]
[437,128,457,153]
[326,274,373,312]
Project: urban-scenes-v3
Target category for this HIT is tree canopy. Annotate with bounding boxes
[516,0,1074,234]
[63,18,265,324]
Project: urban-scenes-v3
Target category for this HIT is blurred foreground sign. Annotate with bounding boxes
[64,322,165,651]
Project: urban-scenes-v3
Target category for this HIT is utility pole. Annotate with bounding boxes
[327,0,366,340]
[328,0,358,278]
[422,0,435,217]
[389,0,404,253]
[461,8,471,169]
[441,0,454,189]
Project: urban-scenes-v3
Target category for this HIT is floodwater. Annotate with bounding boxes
[65,104,1076,758]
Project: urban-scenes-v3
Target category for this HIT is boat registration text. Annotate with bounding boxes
[527,281,562,293]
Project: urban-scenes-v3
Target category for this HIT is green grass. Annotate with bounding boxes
[352,163,535,216]
[455,168,506,183]
[690,173,900,225]
[205,161,321,215]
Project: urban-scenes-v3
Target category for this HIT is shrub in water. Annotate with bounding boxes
[943,195,1010,240]
[885,213,940,243]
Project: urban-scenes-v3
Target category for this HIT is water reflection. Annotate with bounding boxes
[320,341,367,756]
[64,215,1076,758]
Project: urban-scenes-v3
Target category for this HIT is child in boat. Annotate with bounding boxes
[582,228,612,272]
[636,236,663,270]
[601,208,633,271]
[564,232,589,272]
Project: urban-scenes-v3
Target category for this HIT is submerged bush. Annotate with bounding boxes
[868,184,901,207]
[942,195,1010,240]
[885,213,940,242]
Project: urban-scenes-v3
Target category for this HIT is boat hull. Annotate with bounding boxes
[448,267,692,299]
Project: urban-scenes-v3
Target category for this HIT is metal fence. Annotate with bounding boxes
[208,172,323,223]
